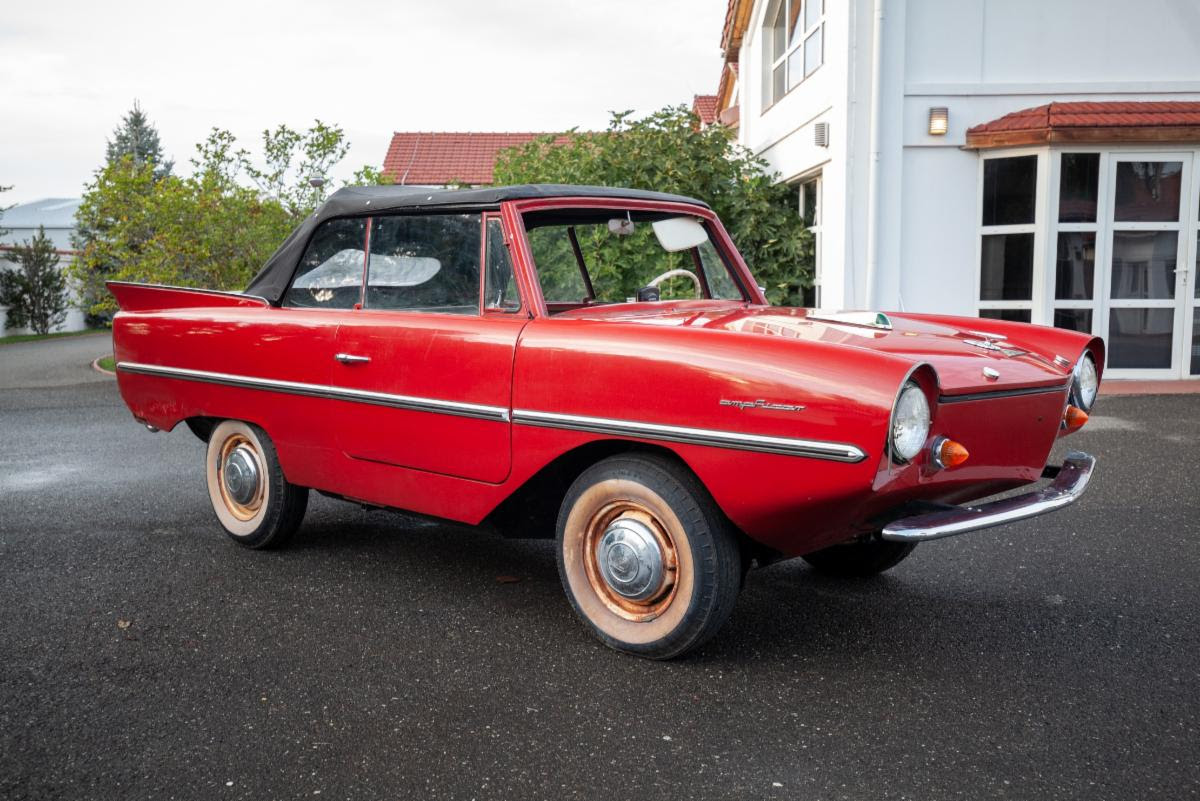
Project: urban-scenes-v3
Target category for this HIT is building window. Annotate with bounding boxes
[1046,151,1199,376]
[1053,153,1100,333]
[761,0,824,111]
[978,155,1039,322]
[800,175,821,307]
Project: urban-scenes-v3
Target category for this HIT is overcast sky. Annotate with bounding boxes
[0,0,728,205]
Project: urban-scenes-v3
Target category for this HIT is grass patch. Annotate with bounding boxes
[0,328,108,345]
[97,355,116,372]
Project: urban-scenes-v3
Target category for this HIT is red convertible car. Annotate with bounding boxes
[109,184,1102,659]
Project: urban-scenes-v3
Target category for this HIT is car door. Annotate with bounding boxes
[244,215,369,483]
[329,211,526,483]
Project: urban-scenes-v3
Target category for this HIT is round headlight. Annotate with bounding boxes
[1072,353,1099,411]
[891,382,931,463]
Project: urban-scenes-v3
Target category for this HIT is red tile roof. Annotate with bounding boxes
[692,94,719,126]
[966,102,1200,148]
[382,132,570,186]
[720,0,751,55]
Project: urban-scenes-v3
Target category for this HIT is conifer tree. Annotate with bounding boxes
[105,100,173,177]
[74,103,172,323]
[1,226,68,335]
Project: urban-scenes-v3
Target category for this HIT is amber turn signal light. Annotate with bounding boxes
[1063,405,1089,433]
[933,438,969,470]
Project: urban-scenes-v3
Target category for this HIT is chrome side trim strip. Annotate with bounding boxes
[938,381,1070,404]
[116,361,510,422]
[880,451,1095,542]
[511,409,867,463]
[117,361,868,461]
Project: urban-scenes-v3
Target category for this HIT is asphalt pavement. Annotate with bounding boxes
[1,342,1197,800]
[0,332,112,389]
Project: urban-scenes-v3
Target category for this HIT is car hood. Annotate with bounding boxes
[556,302,1074,396]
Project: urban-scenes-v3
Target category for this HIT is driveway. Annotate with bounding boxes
[1,344,1197,800]
[0,331,112,389]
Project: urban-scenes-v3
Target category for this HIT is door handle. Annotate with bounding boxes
[335,353,371,365]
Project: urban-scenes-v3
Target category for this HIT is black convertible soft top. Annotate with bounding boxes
[244,183,709,303]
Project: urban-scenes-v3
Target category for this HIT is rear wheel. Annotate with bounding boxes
[556,454,742,659]
[205,420,308,549]
[802,538,915,577]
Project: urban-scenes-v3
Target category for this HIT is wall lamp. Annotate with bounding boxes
[928,107,949,136]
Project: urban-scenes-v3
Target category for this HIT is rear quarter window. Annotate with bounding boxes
[283,218,367,309]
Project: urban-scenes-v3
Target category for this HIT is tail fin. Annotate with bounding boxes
[107,281,270,313]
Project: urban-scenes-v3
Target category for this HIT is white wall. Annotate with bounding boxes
[905,0,1200,88]
[890,0,1200,313]
[737,0,859,308]
[734,0,1200,313]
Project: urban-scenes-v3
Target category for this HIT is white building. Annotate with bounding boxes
[715,0,1200,379]
[0,198,86,333]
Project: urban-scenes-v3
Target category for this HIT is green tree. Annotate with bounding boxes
[74,103,174,324]
[70,136,293,317]
[494,107,813,305]
[70,121,364,317]
[349,164,391,186]
[1,226,68,335]
[106,100,173,178]
[72,112,383,319]
[238,120,350,217]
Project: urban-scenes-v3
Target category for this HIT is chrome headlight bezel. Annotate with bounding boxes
[890,381,932,464]
[1070,353,1099,412]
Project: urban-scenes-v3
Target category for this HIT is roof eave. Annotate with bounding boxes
[965,125,1200,150]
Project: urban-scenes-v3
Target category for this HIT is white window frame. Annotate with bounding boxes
[761,0,824,111]
[975,143,1200,378]
[1043,146,1200,378]
[1043,148,1108,338]
[975,149,1049,324]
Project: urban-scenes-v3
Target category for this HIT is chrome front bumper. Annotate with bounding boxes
[880,451,1096,542]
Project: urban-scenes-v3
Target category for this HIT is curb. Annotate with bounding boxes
[1098,379,1200,397]
[91,355,116,377]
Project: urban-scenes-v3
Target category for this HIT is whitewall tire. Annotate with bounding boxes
[205,420,308,549]
[556,453,742,659]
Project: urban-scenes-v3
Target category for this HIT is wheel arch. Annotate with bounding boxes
[184,416,220,442]
[484,439,739,542]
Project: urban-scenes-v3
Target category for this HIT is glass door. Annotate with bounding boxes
[1101,153,1192,378]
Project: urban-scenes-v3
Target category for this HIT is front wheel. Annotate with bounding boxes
[556,454,742,659]
[205,420,308,549]
[801,538,916,577]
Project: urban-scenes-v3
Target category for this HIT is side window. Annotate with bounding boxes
[366,213,481,314]
[283,217,367,309]
[697,240,741,300]
[484,218,521,312]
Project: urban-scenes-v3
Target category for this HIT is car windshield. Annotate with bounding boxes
[521,208,745,311]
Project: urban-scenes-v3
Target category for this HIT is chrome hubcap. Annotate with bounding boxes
[595,517,665,601]
[222,444,260,506]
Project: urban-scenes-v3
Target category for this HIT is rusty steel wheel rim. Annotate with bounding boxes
[582,500,679,622]
[216,433,266,522]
